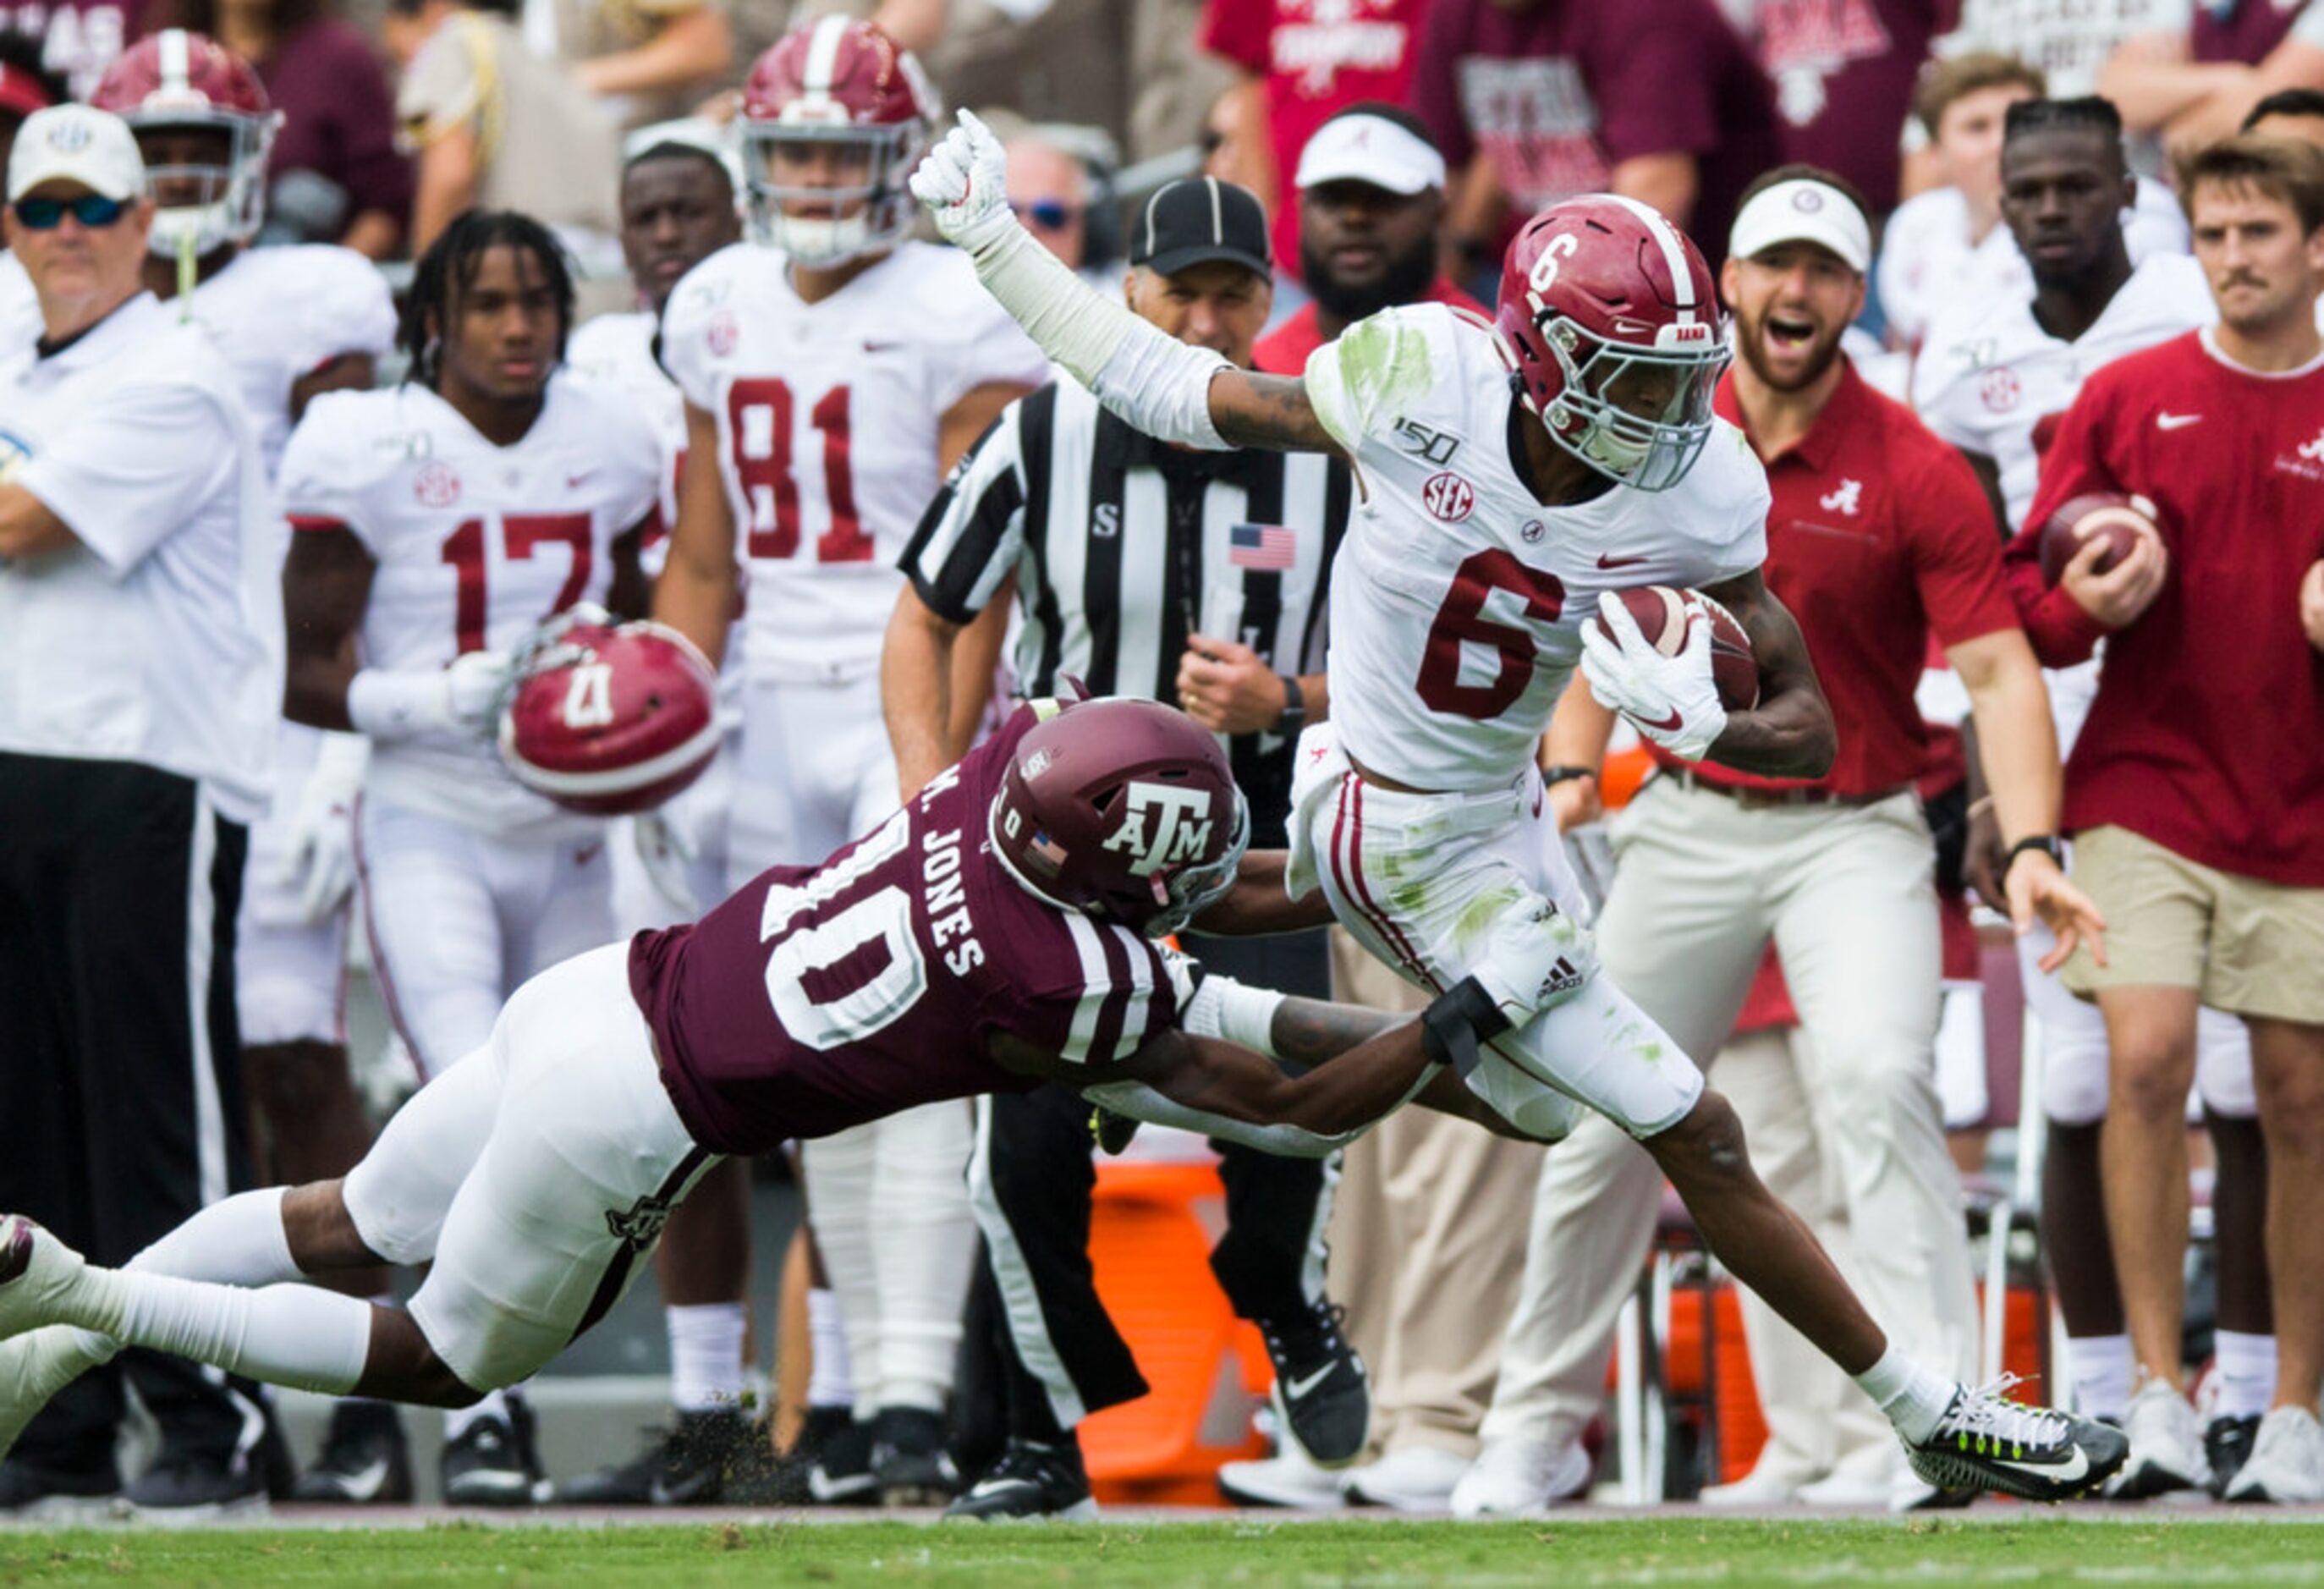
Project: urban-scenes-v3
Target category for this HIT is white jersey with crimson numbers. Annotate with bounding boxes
[660,239,1048,679]
[177,245,399,478]
[1914,252,2212,534]
[565,309,685,547]
[278,375,662,834]
[1303,303,1769,793]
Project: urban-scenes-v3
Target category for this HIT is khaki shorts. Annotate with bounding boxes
[2063,825,2324,1024]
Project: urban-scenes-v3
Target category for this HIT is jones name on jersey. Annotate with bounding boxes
[1302,303,1768,791]
[279,374,662,833]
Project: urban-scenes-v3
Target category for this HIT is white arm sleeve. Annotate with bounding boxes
[962,220,1233,451]
[1078,1075,1426,1157]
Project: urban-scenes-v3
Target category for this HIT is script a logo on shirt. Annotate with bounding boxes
[2278,426,2324,481]
[1819,477,1862,517]
[1102,782,1214,877]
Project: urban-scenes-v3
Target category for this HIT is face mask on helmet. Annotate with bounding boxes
[1140,789,1250,939]
[1537,318,1729,493]
[134,116,272,258]
[742,121,917,266]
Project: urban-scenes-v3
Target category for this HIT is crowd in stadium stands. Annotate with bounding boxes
[3,0,2322,1526]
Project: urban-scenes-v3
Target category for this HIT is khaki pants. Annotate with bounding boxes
[1480,779,1978,1454]
[1324,930,1540,1460]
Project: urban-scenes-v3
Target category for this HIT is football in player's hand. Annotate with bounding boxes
[2038,492,2159,587]
[1595,586,1760,711]
[500,619,721,816]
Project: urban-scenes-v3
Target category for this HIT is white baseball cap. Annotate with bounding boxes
[1728,175,1871,274]
[1294,112,1447,196]
[8,104,144,205]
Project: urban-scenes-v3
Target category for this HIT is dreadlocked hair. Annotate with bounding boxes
[398,209,576,389]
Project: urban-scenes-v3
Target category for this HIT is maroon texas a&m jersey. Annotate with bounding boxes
[629,705,1178,1155]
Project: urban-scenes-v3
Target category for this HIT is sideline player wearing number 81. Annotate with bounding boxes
[907,107,2127,1501]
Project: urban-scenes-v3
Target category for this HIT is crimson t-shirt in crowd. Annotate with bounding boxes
[3,0,142,97]
[1410,0,1780,267]
[1251,276,1483,374]
[1652,362,2017,798]
[1747,0,1944,213]
[2194,0,2310,63]
[1199,0,1430,278]
[258,19,413,234]
[2005,328,2324,887]
[629,705,1178,1156]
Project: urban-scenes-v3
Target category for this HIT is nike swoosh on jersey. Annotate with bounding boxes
[1638,708,1685,734]
[2155,413,2203,430]
[1596,552,1651,569]
[567,471,600,487]
[1283,1362,1339,1401]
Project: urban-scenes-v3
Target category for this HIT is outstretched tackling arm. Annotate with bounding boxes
[911,107,1344,459]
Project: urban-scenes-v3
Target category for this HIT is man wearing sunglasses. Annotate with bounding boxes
[0,102,275,1521]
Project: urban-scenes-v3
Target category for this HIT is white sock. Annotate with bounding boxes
[127,1188,298,1285]
[1853,1345,1958,1445]
[445,1384,513,1440]
[2213,1331,2277,1421]
[2064,1333,2135,1422]
[806,1287,852,1410]
[870,1104,975,1413]
[68,1267,371,1396]
[667,1303,748,1414]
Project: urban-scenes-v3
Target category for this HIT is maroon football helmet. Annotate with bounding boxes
[498,616,720,817]
[1496,195,1728,493]
[990,697,1250,939]
[739,16,937,266]
[91,30,280,258]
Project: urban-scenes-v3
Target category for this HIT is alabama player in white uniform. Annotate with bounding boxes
[911,107,2131,1502]
[277,210,660,1504]
[91,30,404,1504]
[1915,97,2270,1498]
[652,19,1046,1504]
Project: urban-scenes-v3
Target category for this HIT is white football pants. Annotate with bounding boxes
[237,723,350,1047]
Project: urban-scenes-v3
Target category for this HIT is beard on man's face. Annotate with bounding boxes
[1301,234,1438,323]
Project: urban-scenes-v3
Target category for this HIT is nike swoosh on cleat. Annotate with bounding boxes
[648,1472,715,1505]
[969,1478,1039,1499]
[1283,1363,1338,1400]
[1992,1445,2090,1487]
[334,1458,393,1500]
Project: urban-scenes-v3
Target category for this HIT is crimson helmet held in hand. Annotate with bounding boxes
[739,16,937,266]
[91,30,280,258]
[498,614,720,817]
[990,696,1250,939]
[1496,195,1729,493]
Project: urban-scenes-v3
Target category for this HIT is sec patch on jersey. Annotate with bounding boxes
[1596,586,1759,710]
[500,619,720,816]
[2038,491,2158,587]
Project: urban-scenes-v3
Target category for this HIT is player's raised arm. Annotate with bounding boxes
[910,110,1343,458]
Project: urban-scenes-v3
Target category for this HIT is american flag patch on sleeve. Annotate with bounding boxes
[1228,523,1297,570]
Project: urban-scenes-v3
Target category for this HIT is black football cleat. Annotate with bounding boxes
[1905,1377,2129,1501]
[1258,1300,1370,1467]
[945,1438,1096,1521]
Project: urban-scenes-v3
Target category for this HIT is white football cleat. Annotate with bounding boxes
[0,1217,89,1344]
[0,1326,109,1461]
[1216,1445,1347,1510]
[2222,1406,2324,1504]
[1339,1445,1469,1511]
[1448,1436,1591,1518]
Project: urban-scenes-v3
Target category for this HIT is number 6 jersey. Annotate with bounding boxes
[1303,304,1770,792]
[279,375,662,833]
[659,239,1049,681]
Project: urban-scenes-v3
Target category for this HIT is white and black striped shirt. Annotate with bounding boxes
[902,377,1353,844]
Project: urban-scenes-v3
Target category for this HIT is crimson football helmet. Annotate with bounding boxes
[498,613,721,817]
[1496,195,1729,493]
[739,16,937,266]
[91,30,280,259]
[990,697,1250,939]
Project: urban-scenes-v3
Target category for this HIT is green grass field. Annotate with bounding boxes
[6,1517,2324,1588]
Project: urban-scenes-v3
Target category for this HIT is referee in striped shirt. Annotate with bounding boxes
[886,177,1358,1519]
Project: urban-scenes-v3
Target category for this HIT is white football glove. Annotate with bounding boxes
[442,649,514,737]
[632,810,701,918]
[1579,591,1729,762]
[1465,896,1598,1033]
[909,108,1014,254]
[274,732,368,925]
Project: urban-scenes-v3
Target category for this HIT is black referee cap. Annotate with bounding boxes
[1129,176,1272,280]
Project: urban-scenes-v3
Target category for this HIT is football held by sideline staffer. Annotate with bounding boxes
[906,105,2129,1504]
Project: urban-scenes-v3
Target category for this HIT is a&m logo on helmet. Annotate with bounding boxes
[1102,783,1217,877]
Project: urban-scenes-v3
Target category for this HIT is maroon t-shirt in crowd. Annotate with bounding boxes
[1410,0,1780,267]
[2194,0,2309,63]
[1749,0,1943,212]
[630,706,1178,1156]
[257,20,412,232]
[1199,0,1431,278]
[3,0,143,97]
[2005,330,2324,887]
[1250,276,1483,374]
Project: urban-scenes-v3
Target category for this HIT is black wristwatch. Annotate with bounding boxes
[2004,834,2064,877]
[1274,674,1306,735]
[1541,765,1596,788]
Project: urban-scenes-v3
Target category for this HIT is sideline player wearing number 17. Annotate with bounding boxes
[908,108,2127,1501]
